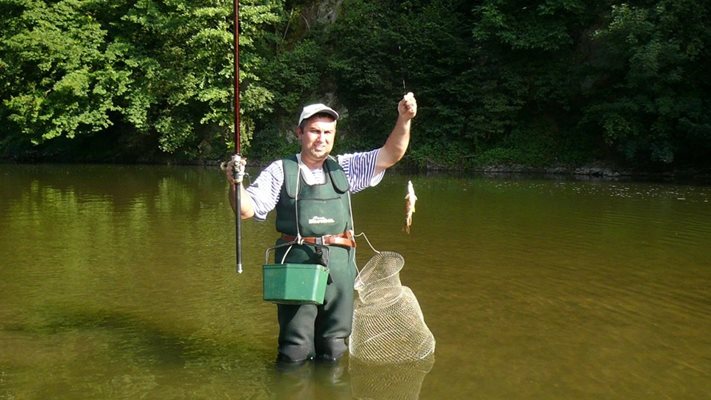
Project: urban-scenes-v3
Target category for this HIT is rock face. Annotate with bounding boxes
[296,0,342,27]
[316,0,343,24]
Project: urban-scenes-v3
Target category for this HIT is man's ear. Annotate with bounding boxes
[295,127,302,137]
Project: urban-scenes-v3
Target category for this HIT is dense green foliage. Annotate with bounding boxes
[1,0,709,170]
[1,0,280,161]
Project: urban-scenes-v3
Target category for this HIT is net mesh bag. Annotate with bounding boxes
[349,251,435,364]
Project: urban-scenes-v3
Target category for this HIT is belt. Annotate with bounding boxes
[281,232,356,248]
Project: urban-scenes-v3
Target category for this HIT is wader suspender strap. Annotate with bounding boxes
[294,168,302,241]
[278,168,301,264]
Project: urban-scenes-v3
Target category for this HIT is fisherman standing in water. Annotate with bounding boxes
[226,93,417,364]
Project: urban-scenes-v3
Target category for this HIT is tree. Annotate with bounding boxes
[582,1,711,165]
[1,0,285,161]
[1,0,130,157]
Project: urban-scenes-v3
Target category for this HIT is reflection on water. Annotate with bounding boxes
[269,356,434,400]
[1,165,710,399]
[272,360,351,400]
[349,357,434,400]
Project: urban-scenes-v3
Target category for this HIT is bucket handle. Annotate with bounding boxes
[264,241,331,266]
[264,242,293,265]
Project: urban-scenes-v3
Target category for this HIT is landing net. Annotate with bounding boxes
[349,251,435,364]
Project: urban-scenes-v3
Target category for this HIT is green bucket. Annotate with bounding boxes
[262,263,329,305]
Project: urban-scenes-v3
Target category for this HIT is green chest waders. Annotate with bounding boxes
[272,156,357,363]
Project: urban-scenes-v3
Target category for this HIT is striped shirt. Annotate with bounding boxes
[246,149,384,221]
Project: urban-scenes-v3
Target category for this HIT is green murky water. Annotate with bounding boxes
[1,164,710,399]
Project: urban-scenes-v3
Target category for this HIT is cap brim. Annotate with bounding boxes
[299,104,339,125]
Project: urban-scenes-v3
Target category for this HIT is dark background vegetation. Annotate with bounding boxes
[1,0,709,172]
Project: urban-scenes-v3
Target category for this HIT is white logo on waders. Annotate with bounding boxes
[309,216,336,225]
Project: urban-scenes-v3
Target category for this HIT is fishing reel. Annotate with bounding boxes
[221,155,248,184]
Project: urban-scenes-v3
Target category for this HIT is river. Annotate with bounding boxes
[1,164,709,399]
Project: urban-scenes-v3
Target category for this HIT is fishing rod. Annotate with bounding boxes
[233,0,243,274]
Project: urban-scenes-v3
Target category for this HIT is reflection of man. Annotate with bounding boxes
[227,93,417,364]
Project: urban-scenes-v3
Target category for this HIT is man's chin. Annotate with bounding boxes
[310,151,329,161]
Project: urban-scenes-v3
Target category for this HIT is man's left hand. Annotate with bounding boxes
[398,92,417,120]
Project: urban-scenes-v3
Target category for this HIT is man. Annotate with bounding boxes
[226,93,417,364]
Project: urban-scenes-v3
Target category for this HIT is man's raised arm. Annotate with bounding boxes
[375,92,418,174]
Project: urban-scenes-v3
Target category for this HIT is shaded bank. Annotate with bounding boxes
[3,158,710,184]
[2,1,710,171]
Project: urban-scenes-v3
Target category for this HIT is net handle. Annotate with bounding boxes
[355,232,380,255]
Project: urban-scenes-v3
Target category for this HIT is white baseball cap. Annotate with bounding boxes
[298,103,339,126]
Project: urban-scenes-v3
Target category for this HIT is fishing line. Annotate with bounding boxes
[398,44,407,94]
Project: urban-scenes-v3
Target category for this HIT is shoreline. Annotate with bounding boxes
[2,159,710,183]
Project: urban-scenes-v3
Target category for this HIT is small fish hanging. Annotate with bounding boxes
[404,180,417,234]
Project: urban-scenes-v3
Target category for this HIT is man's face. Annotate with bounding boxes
[298,116,337,164]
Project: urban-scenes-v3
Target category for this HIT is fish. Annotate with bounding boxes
[404,180,417,234]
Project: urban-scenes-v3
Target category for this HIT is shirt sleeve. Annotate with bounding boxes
[338,149,385,193]
[245,160,284,221]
